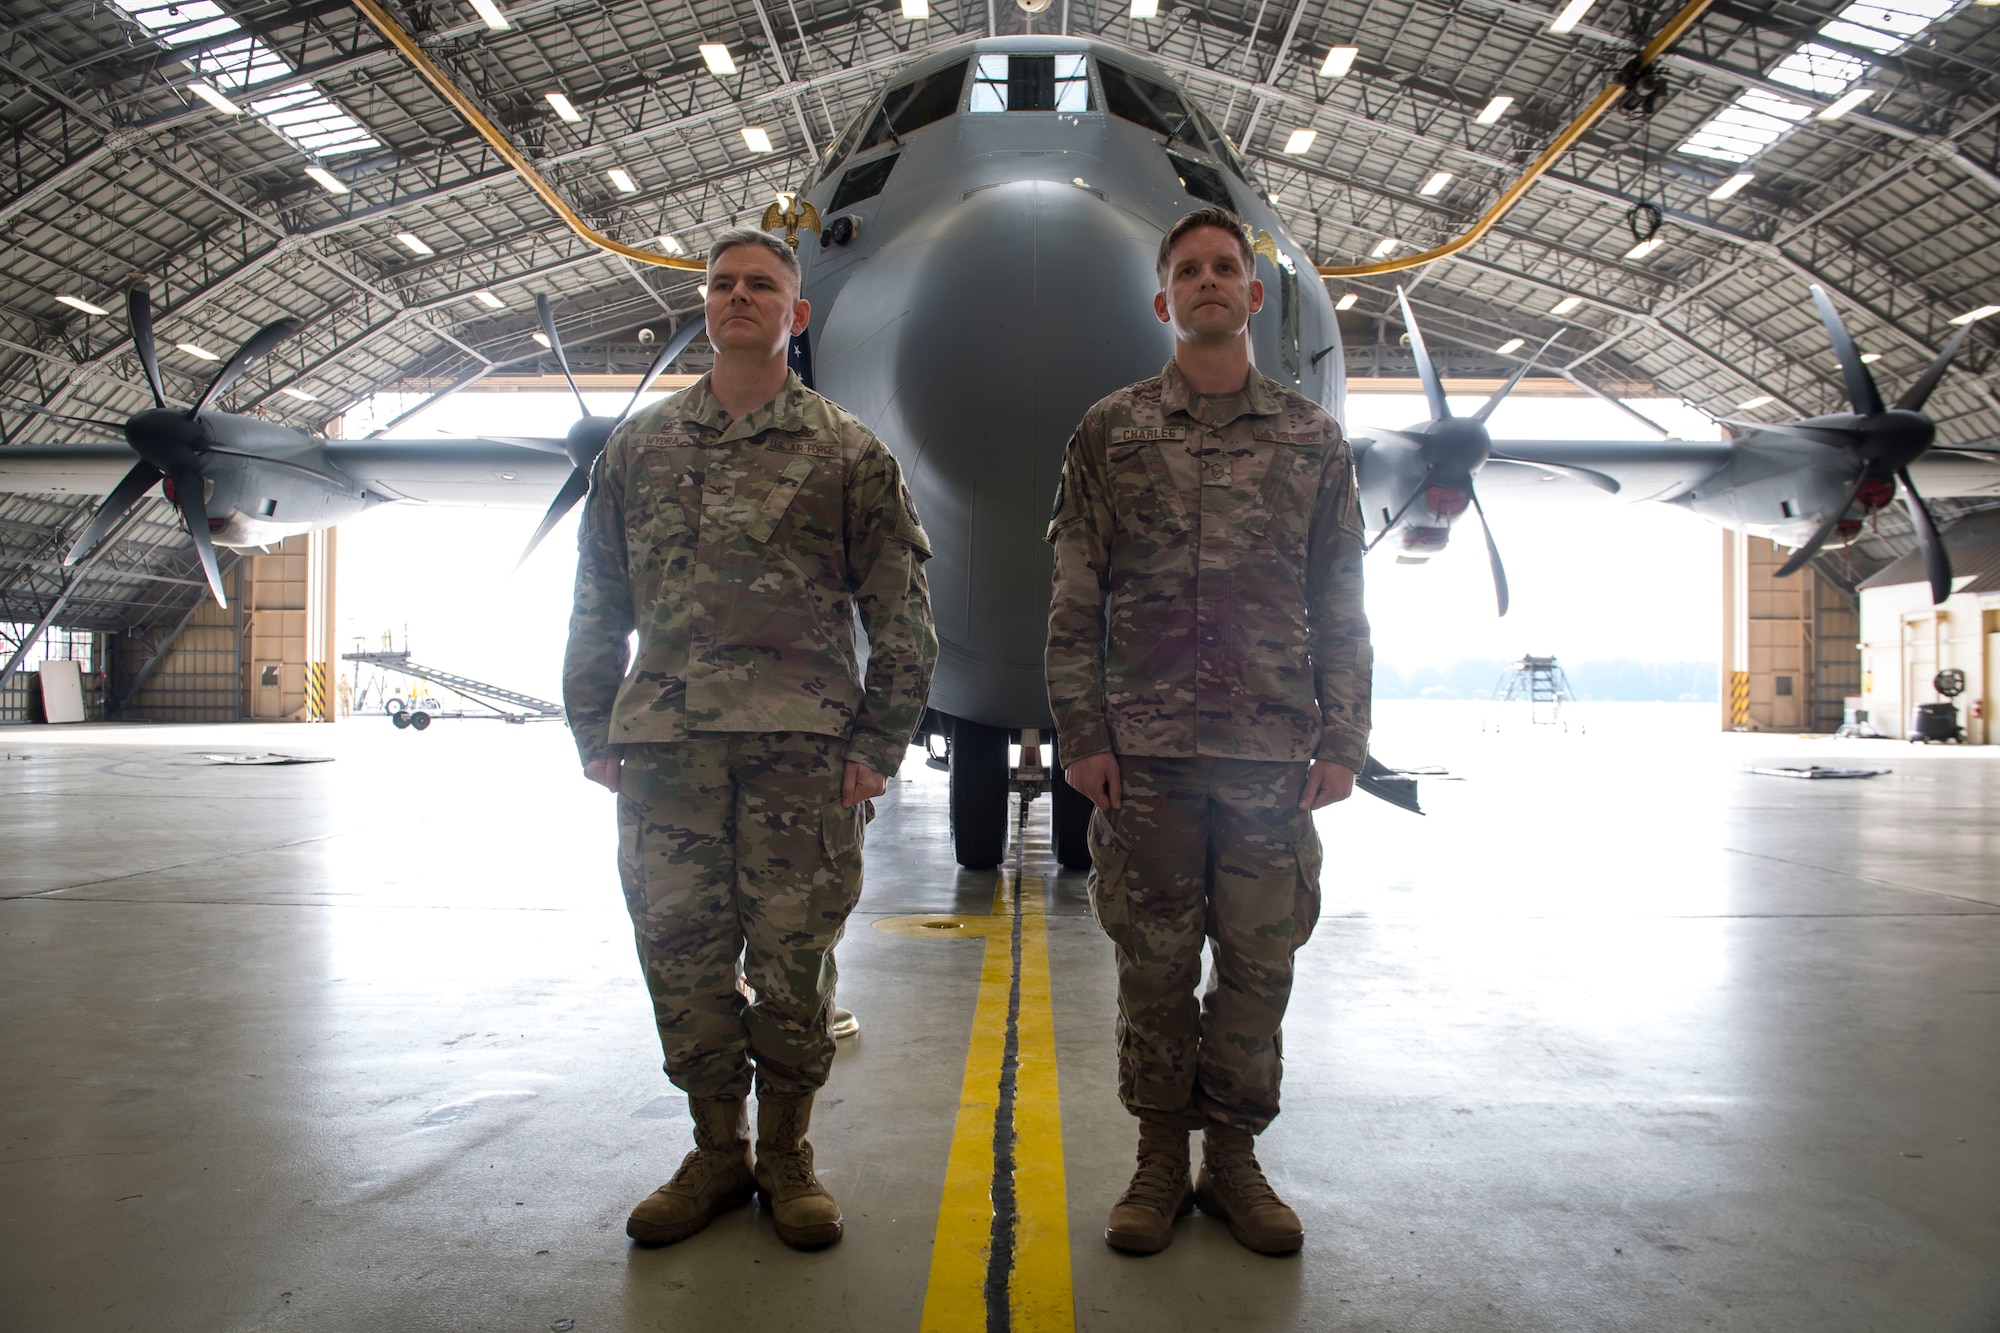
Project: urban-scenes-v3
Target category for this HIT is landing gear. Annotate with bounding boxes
[949,718,1008,870]
[1050,745,1093,873]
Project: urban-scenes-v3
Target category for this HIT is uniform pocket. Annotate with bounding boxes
[1291,823,1325,948]
[1085,806,1134,948]
[820,799,867,860]
[748,458,817,543]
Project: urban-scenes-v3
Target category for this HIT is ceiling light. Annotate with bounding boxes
[1816,87,1873,121]
[532,332,552,348]
[1736,394,1776,410]
[608,168,638,193]
[698,284,710,299]
[468,0,511,29]
[1267,192,1282,204]
[55,295,110,316]
[304,166,349,195]
[775,192,795,206]
[1369,237,1399,257]
[188,81,242,115]
[1335,293,1359,311]
[1420,171,1452,196]
[902,0,929,15]
[1548,0,1595,33]
[742,126,774,152]
[1131,0,1159,16]
[279,386,318,402]
[700,44,737,76]
[177,342,221,361]
[1708,171,1754,201]
[395,232,435,256]
[472,290,506,309]
[1859,352,1881,364]
[1496,337,1525,355]
[1475,95,1513,125]
[1550,295,1583,314]
[545,92,582,123]
[1319,46,1358,78]
[1949,304,2000,325]
[1625,236,1665,260]
[1283,129,1317,154]
[659,233,685,255]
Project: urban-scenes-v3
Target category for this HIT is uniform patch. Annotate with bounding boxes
[1110,426,1188,444]
[767,439,840,458]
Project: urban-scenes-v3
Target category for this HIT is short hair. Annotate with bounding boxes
[1156,206,1253,284]
[706,227,802,291]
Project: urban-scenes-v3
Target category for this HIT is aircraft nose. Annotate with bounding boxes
[813,178,1173,726]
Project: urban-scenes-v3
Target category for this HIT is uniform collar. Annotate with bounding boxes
[675,369,809,442]
[1158,357,1283,428]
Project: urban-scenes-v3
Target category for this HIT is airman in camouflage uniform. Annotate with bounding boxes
[1046,207,1369,1256]
[565,229,936,1251]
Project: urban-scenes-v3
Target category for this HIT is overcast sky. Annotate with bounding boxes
[335,389,1723,705]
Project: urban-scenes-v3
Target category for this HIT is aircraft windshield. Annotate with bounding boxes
[968,53,1092,112]
[856,59,970,154]
[1100,61,1203,149]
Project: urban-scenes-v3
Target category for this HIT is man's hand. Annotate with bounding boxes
[842,760,886,808]
[1065,752,1122,812]
[583,755,622,792]
[1299,759,1355,810]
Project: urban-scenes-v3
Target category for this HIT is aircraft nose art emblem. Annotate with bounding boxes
[762,196,824,250]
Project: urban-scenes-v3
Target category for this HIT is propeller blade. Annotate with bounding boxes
[1364,467,1439,553]
[1396,286,1451,422]
[128,285,167,410]
[63,460,163,565]
[1897,466,1953,605]
[618,312,708,425]
[1472,329,1563,424]
[514,466,591,570]
[1485,453,1621,494]
[1809,284,1885,417]
[1467,482,1509,617]
[1893,322,1973,413]
[1775,469,1870,577]
[189,316,305,418]
[170,467,228,607]
[537,295,589,419]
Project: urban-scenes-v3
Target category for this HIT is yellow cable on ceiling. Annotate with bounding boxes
[1316,0,1719,278]
[349,0,705,271]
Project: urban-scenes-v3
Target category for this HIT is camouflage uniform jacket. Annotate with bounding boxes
[564,370,938,778]
[1045,359,1370,771]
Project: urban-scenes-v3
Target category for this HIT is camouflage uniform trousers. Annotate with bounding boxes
[1085,755,1325,1134]
[617,732,869,1101]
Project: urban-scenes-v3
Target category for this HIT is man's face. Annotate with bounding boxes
[1153,226,1264,342]
[705,245,810,357]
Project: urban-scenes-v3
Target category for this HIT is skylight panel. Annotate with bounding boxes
[1768,43,1872,96]
[1678,89,1810,163]
[1821,0,1956,53]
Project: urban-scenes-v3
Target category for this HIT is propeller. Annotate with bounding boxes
[61,284,302,607]
[1371,289,1562,616]
[1768,286,1965,604]
[514,302,710,567]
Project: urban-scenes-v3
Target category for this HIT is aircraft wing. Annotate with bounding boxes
[323,439,573,507]
[1481,439,1733,501]
[0,443,141,495]
[1908,448,2000,498]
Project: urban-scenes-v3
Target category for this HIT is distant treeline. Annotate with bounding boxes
[1374,659,1719,702]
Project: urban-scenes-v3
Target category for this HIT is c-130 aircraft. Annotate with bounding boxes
[8,35,1997,870]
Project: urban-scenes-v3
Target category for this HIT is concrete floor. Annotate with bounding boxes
[2,701,1997,1332]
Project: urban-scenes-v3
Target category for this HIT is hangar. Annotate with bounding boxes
[2,0,1997,1326]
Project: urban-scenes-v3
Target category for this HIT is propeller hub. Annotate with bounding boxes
[566,416,617,470]
[1408,417,1492,476]
[125,407,209,474]
[1858,409,1934,470]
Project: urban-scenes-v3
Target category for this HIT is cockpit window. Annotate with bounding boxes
[968,53,1092,112]
[1100,61,1202,147]
[1186,100,1248,179]
[830,154,898,212]
[857,59,969,154]
[817,101,876,180]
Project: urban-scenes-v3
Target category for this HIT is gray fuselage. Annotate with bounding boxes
[796,36,1341,731]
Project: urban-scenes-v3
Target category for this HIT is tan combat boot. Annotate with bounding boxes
[753,1092,843,1248]
[1193,1125,1304,1255]
[1104,1116,1193,1253]
[625,1096,756,1245]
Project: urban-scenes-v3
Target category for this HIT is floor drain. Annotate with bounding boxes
[922,920,965,930]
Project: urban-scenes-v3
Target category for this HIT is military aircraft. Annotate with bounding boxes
[7,35,1999,873]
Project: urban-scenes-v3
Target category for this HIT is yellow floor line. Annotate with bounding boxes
[885,870,1074,1333]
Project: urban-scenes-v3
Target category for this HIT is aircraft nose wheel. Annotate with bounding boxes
[1049,744,1094,872]
[948,719,1008,869]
